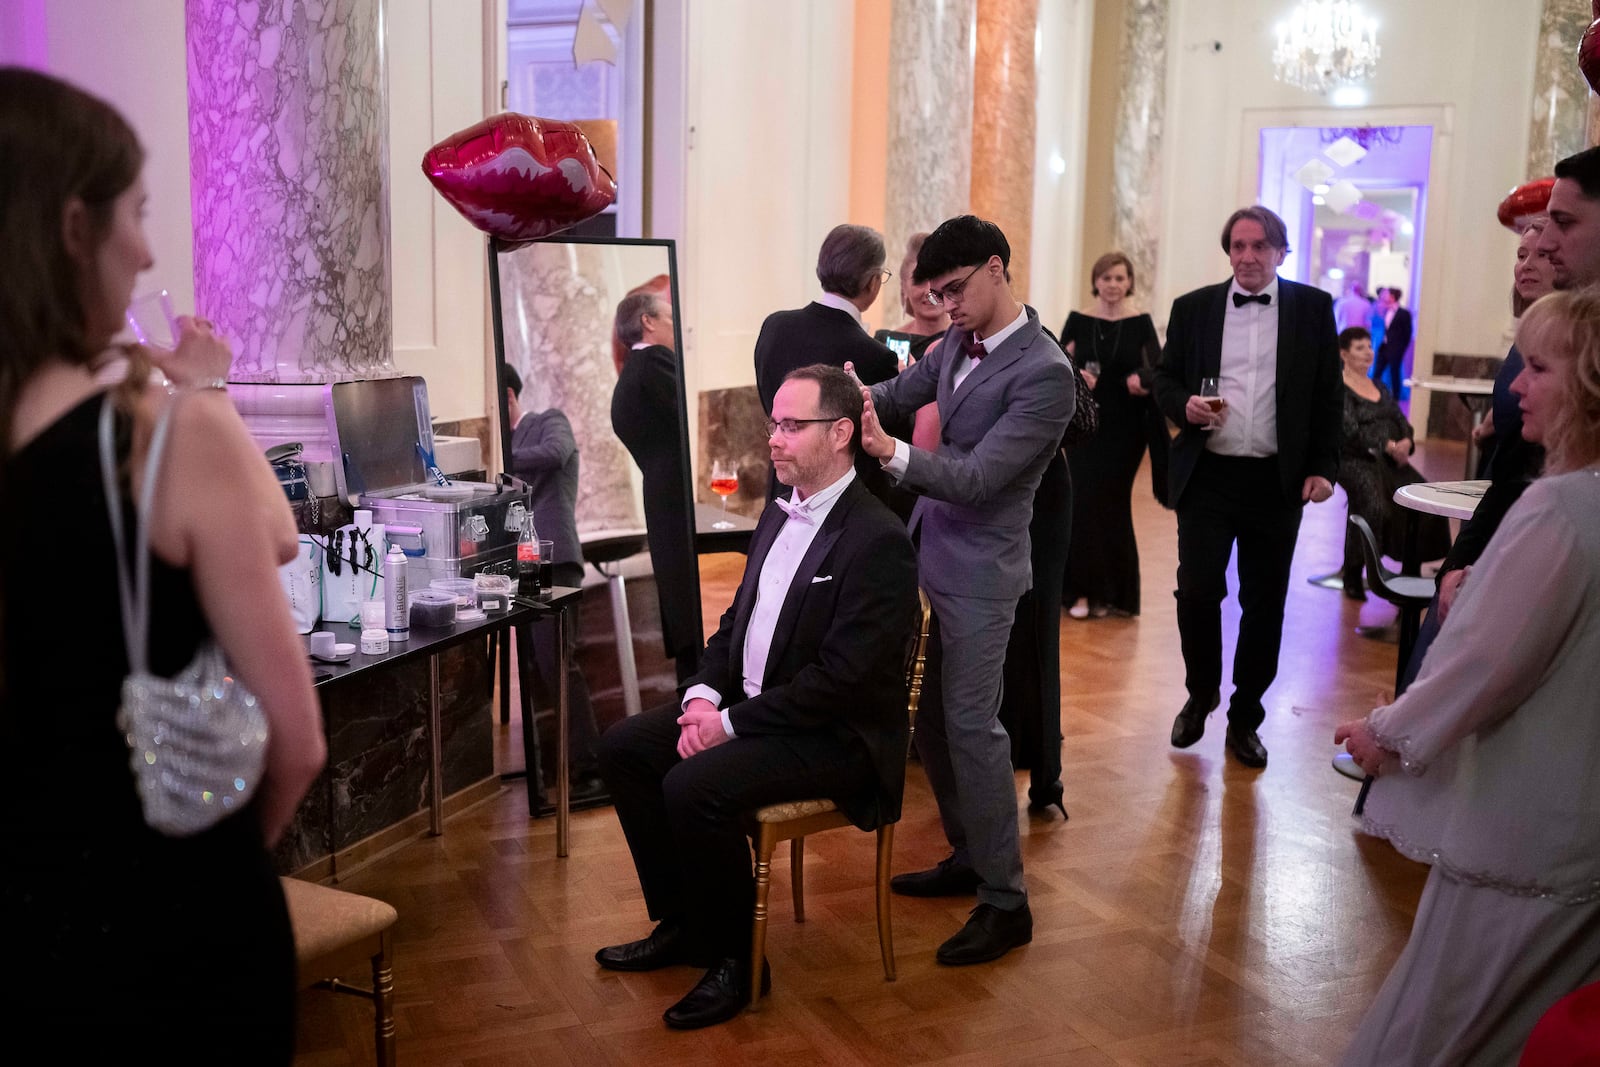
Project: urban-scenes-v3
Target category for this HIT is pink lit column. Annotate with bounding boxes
[970,0,1039,301]
[186,0,392,384]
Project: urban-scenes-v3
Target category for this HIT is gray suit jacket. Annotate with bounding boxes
[869,306,1075,599]
[509,408,582,566]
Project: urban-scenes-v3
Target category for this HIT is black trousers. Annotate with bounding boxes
[1371,345,1404,399]
[597,702,875,958]
[515,561,599,775]
[1174,452,1304,728]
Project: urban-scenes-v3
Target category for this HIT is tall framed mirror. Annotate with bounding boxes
[488,235,701,805]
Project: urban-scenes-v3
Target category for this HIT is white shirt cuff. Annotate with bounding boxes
[682,684,721,711]
[883,438,910,479]
[720,709,736,739]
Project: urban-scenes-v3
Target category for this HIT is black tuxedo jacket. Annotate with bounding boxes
[754,302,899,500]
[611,344,699,658]
[753,302,898,411]
[1154,278,1341,505]
[687,476,918,830]
[1378,306,1413,362]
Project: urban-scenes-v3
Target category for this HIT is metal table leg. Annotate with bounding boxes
[605,570,642,718]
[556,606,570,858]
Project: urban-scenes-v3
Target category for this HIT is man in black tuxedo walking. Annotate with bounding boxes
[595,364,918,1030]
[1154,206,1341,769]
[1371,286,1412,399]
[754,224,900,499]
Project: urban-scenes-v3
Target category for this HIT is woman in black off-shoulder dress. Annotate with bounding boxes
[1060,253,1167,619]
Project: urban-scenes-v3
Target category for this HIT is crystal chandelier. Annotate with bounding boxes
[1273,1,1381,95]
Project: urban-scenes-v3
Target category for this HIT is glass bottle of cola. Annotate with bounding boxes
[516,512,542,598]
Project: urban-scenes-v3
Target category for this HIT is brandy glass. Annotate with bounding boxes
[710,459,738,530]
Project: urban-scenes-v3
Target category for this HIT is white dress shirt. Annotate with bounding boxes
[682,466,857,737]
[884,304,1028,478]
[1207,277,1279,458]
[817,290,866,330]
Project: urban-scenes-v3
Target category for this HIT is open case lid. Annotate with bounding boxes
[323,376,435,504]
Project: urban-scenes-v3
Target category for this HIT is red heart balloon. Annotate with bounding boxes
[1497,178,1555,232]
[1580,15,1600,95]
[421,113,617,242]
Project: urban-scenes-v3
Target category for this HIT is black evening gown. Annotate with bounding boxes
[1060,312,1162,614]
[1338,382,1451,584]
[3,394,296,1059]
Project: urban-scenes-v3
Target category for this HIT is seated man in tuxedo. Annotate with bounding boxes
[595,364,919,1030]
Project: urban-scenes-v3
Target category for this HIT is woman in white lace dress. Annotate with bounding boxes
[1335,286,1600,1065]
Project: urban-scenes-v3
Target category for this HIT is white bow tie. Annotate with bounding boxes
[775,497,814,525]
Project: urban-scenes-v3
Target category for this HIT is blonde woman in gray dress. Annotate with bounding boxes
[1335,286,1600,1064]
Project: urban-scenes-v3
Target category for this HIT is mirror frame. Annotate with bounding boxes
[486,234,703,647]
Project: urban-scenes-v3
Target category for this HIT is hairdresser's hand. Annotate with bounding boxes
[147,315,232,389]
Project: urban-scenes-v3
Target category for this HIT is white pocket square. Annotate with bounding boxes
[810,575,833,584]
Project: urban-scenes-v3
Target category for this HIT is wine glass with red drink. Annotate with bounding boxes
[710,459,738,530]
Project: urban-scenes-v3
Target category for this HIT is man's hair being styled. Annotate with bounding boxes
[614,290,663,348]
[913,215,1010,284]
[1554,146,1600,201]
[816,224,886,299]
[1338,326,1371,350]
[1516,285,1600,472]
[782,363,864,453]
[1219,205,1291,254]
[500,363,523,398]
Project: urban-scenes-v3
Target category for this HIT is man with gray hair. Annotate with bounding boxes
[754,224,900,500]
[611,286,701,682]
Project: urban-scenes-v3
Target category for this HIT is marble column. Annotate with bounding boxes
[186,0,392,384]
[885,0,976,291]
[1528,0,1593,177]
[1109,0,1168,295]
[970,0,1039,301]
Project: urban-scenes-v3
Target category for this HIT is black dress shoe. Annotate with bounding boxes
[935,902,1033,966]
[1027,781,1069,820]
[662,957,771,1030]
[595,921,706,972]
[891,855,982,897]
[1170,690,1221,748]
[1224,726,1269,769]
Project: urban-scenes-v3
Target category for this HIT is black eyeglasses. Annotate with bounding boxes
[766,416,844,437]
[925,264,984,308]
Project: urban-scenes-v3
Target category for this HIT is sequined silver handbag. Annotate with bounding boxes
[100,394,269,836]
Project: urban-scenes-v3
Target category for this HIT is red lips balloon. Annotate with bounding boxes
[1581,5,1600,96]
[1497,178,1555,233]
[422,113,616,243]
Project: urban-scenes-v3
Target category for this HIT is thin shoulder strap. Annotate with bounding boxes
[99,392,182,675]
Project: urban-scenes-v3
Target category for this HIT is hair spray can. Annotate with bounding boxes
[384,544,409,642]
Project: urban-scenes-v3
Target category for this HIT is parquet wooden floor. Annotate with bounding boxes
[292,445,1466,1066]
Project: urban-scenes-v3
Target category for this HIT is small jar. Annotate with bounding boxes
[359,628,390,655]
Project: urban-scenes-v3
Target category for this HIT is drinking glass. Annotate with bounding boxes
[1200,377,1224,429]
[710,459,738,530]
[126,289,178,350]
[1083,360,1102,378]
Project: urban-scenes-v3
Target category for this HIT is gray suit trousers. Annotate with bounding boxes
[916,585,1027,910]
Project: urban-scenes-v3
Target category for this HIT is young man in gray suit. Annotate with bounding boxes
[855,215,1075,966]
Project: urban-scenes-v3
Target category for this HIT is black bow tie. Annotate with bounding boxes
[1233,292,1271,308]
[962,332,987,361]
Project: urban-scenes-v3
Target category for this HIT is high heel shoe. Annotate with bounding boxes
[1027,782,1068,820]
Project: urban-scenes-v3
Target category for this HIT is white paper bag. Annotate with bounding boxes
[319,524,385,629]
[279,536,322,634]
